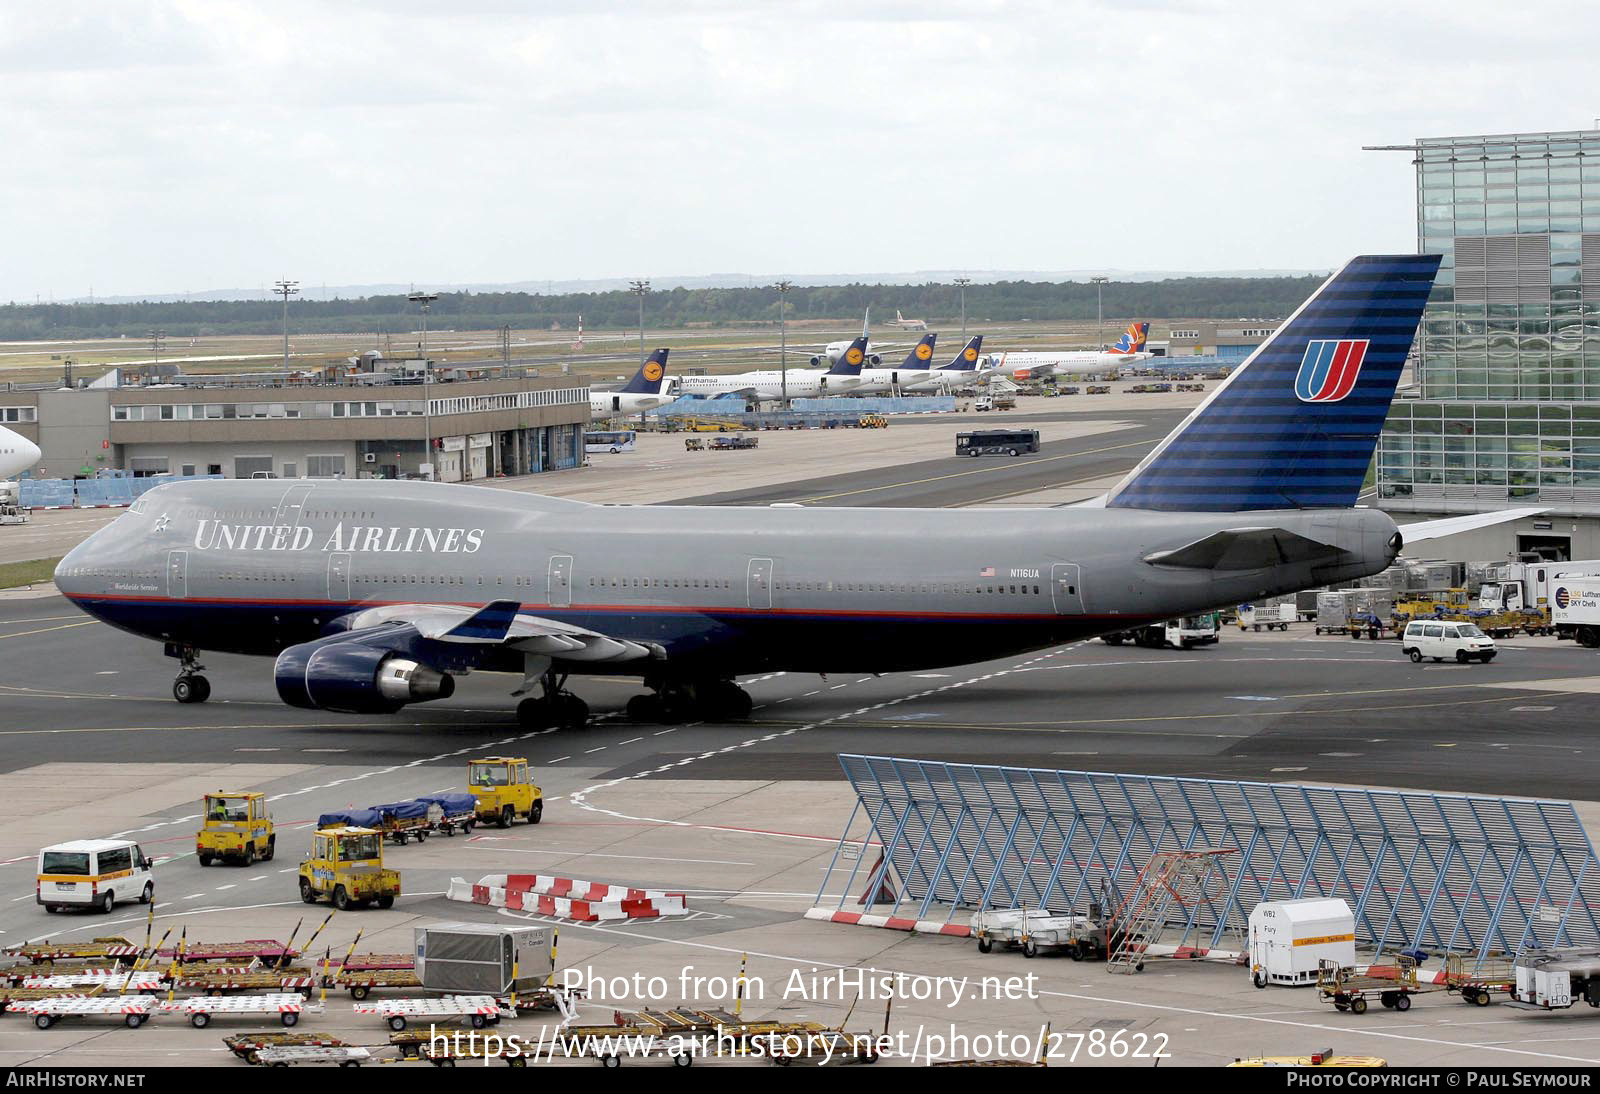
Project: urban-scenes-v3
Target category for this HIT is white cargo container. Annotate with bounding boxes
[414,922,554,996]
[1247,898,1355,987]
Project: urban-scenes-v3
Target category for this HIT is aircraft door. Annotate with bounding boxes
[1050,563,1083,615]
[747,558,773,609]
[166,550,188,600]
[273,483,314,527]
[327,552,351,602]
[548,555,572,608]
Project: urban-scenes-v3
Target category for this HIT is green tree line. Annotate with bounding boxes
[0,275,1326,340]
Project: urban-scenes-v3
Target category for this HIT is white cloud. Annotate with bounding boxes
[1,0,1596,299]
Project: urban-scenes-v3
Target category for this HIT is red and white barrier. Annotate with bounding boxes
[448,874,688,922]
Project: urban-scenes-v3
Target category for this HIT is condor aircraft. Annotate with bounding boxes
[674,336,869,402]
[56,255,1531,729]
[0,424,41,479]
[986,321,1151,377]
[588,348,676,419]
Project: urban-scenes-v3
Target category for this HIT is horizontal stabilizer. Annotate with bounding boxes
[1397,507,1547,546]
[1143,526,1350,571]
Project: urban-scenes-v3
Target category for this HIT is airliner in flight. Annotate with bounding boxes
[986,321,1151,378]
[56,255,1532,730]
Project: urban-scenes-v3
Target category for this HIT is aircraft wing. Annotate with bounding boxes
[342,601,658,662]
[1143,527,1351,571]
[1397,508,1546,545]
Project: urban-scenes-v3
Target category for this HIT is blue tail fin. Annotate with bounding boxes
[899,333,938,369]
[1104,254,1440,513]
[826,336,868,376]
[936,335,984,372]
[619,348,669,394]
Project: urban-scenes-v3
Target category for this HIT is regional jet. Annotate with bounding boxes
[986,321,1151,377]
[893,310,929,332]
[673,336,869,402]
[56,255,1532,730]
[588,348,676,420]
[0,424,41,479]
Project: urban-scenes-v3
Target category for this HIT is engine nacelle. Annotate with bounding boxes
[275,638,454,714]
[866,353,882,366]
[809,354,825,367]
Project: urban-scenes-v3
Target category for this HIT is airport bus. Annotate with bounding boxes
[955,429,1040,458]
[584,430,638,454]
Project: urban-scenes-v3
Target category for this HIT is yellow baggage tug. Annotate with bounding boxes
[468,757,543,828]
[197,792,275,866]
[298,827,400,910]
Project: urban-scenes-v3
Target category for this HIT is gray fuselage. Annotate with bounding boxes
[56,478,1399,678]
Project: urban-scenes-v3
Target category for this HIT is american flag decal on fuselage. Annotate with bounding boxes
[1294,339,1369,403]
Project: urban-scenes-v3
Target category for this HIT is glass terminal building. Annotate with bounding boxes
[1376,129,1600,543]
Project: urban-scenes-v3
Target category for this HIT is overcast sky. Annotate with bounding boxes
[3,1,1597,301]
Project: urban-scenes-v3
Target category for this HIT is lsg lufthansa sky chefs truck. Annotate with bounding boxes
[1551,580,1600,647]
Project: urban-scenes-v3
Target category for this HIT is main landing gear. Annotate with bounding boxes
[625,679,753,724]
[168,645,211,705]
[515,669,589,730]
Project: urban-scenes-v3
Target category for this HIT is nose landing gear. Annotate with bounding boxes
[168,645,211,704]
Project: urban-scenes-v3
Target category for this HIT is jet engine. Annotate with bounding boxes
[274,637,454,714]
[866,353,882,366]
[809,354,826,367]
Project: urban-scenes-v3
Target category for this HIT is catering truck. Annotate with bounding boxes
[1551,579,1600,648]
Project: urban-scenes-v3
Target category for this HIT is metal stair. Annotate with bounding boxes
[1105,848,1237,974]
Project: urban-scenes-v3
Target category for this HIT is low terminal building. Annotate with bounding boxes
[1,367,589,484]
[1163,321,1278,361]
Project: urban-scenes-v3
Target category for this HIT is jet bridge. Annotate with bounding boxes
[814,755,1600,962]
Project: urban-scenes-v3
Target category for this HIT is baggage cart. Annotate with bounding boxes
[160,992,320,1028]
[2,961,114,985]
[11,994,157,1029]
[176,965,318,996]
[373,800,436,845]
[971,906,1106,960]
[5,937,139,964]
[224,1031,349,1064]
[1317,958,1436,1014]
[336,968,421,999]
[1446,953,1516,1006]
[339,953,414,972]
[415,793,477,836]
[354,993,511,1031]
[22,971,163,992]
[157,939,300,963]
[255,1046,373,1068]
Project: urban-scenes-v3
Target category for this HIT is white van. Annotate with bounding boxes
[36,839,155,914]
[1401,620,1497,664]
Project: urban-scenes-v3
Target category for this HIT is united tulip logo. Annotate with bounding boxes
[915,343,933,361]
[643,361,664,383]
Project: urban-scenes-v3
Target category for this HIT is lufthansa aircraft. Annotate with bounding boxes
[673,336,869,402]
[0,424,41,479]
[588,348,675,419]
[850,333,940,394]
[899,336,985,392]
[55,255,1524,729]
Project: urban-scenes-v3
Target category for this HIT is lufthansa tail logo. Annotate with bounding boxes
[1294,339,1369,403]
[915,343,933,361]
[963,348,978,362]
[845,348,864,365]
[643,361,664,382]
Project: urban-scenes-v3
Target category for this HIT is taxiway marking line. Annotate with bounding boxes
[0,621,94,641]
[793,436,1152,503]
